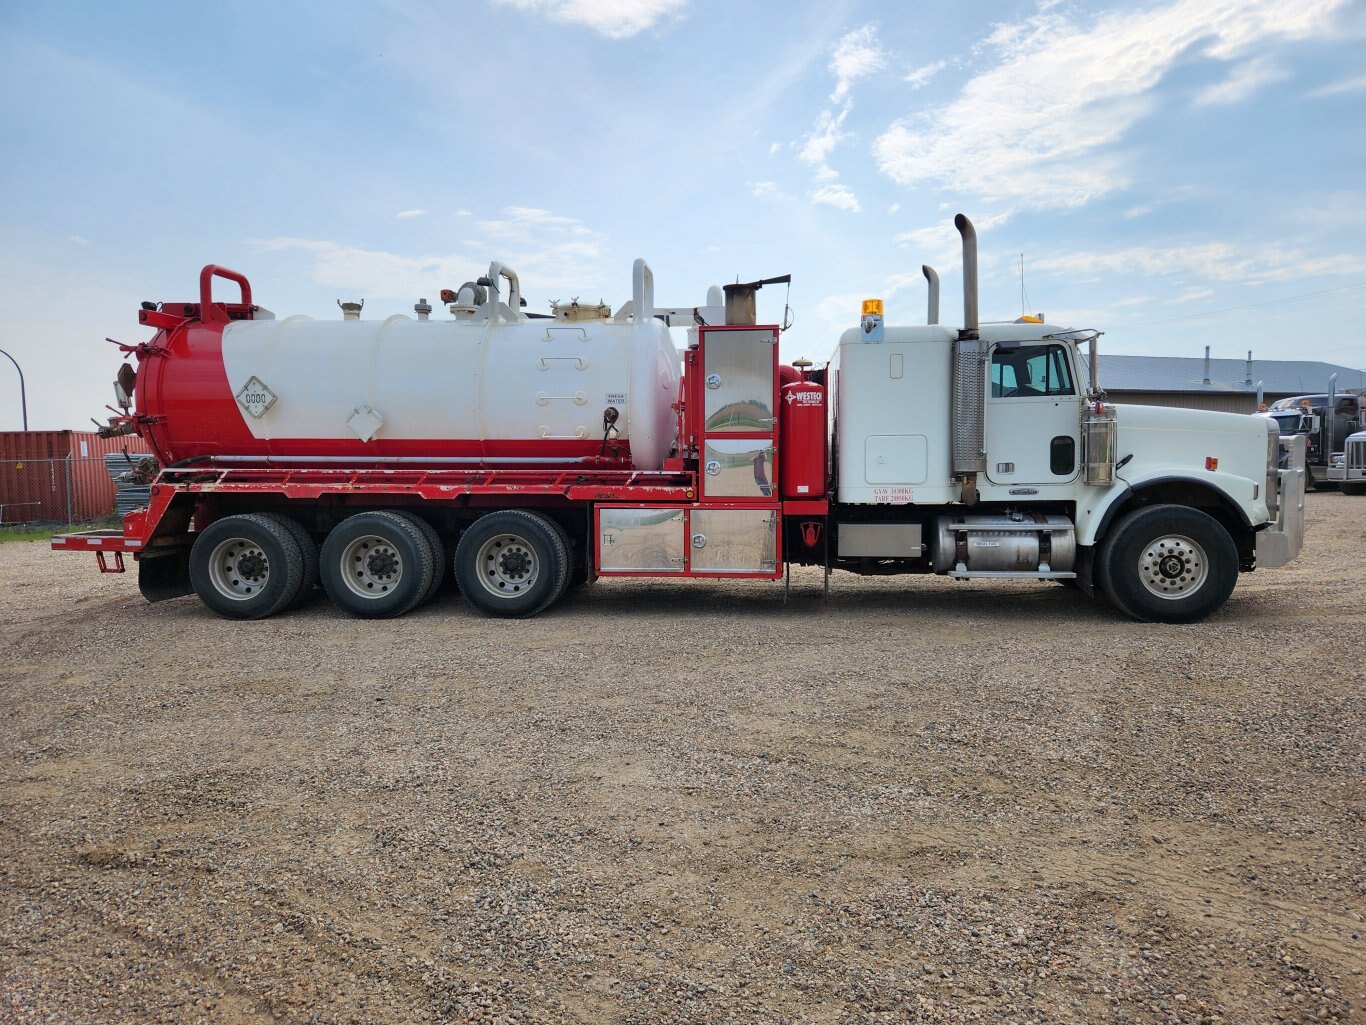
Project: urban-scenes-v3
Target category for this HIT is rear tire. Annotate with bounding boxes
[189,513,304,620]
[454,510,568,618]
[321,510,435,619]
[274,514,319,609]
[1341,481,1366,496]
[403,513,447,606]
[1096,505,1238,624]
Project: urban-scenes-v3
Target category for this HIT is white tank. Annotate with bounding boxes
[218,260,681,470]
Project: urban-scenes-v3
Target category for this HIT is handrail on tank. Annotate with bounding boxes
[199,265,253,324]
[632,259,654,323]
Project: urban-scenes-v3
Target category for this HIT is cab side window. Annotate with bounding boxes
[991,344,1075,398]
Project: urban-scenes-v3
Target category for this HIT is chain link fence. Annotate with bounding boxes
[0,454,157,529]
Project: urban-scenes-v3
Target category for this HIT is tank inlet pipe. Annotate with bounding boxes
[633,259,655,322]
[486,262,523,322]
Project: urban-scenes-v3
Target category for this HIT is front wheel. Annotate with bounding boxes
[454,510,568,618]
[1341,481,1366,496]
[1096,505,1238,624]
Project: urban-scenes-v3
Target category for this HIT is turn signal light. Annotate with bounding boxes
[1205,457,1219,471]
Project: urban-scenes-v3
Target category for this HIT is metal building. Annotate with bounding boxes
[1098,353,1365,413]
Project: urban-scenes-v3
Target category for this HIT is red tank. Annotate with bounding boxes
[779,365,827,500]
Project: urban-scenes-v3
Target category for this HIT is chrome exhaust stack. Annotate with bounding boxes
[922,264,939,325]
[955,213,979,336]
[950,214,986,502]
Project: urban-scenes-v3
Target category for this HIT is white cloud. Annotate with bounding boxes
[798,105,849,181]
[252,208,610,299]
[1030,240,1366,285]
[1306,74,1366,98]
[768,141,782,156]
[454,209,472,217]
[903,60,946,90]
[248,237,473,299]
[810,184,861,213]
[1170,287,1216,302]
[67,234,89,246]
[874,0,1348,209]
[830,24,886,102]
[1194,56,1288,105]
[395,208,427,219]
[494,0,687,39]
[750,181,793,201]
[887,202,901,214]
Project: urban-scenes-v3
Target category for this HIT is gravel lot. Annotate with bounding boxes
[1,493,1362,1024]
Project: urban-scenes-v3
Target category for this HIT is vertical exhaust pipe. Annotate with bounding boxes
[922,265,940,325]
[1203,345,1211,385]
[954,214,978,334]
[1327,372,1338,456]
[950,214,985,504]
[1244,350,1253,386]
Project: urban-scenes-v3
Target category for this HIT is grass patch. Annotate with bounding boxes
[0,518,118,544]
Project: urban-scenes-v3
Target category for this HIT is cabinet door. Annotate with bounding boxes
[700,327,777,500]
[597,508,686,574]
[688,508,779,574]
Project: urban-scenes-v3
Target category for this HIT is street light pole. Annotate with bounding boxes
[0,347,28,431]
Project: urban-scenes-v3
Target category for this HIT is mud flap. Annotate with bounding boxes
[138,549,192,603]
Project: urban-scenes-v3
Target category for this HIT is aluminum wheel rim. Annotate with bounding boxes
[1137,534,1208,600]
[475,532,540,598]
[341,534,403,599]
[208,537,271,601]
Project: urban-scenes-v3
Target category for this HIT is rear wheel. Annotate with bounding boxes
[404,513,447,606]
[1097,505,1238,624]
[274,515,319,609]
[454,510,568,618]
[189,513,304,620]
[321,510,435,619]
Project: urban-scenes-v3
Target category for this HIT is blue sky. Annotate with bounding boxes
[2,0,1364,430]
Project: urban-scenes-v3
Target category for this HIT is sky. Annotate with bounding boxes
[1,0,1364,430]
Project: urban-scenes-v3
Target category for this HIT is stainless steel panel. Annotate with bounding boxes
[597,507,686,573]
[837,522,923,557]
[689,508,779,574]
[704,329,776,433]
[951,338,987,473]
[703,439,776,499]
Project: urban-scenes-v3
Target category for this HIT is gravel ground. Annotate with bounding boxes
[1,493,1362,1024]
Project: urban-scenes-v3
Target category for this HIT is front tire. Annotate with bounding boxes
[1096,505,1238,624]
[189,513,304,620]
[1341,481,1366,496]
[321,510,435,619]
[454,510,568,618]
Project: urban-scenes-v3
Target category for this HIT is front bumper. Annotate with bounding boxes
[1256,435,1305,569]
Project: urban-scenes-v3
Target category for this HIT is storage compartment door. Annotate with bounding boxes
[700,327,777,500]
[596,507,687,574]
[688,508,779,575]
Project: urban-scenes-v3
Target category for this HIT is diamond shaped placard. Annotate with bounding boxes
[348,405,384,443]
[235,376,277,418]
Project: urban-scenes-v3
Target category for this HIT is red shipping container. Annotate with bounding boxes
[0,431,152,524]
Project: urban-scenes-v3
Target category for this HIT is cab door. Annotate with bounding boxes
[984,342,1080,486]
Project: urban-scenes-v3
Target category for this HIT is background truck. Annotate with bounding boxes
[1260,391,1363,490]
[54,215,1305,624]
[1326,429,1366,495]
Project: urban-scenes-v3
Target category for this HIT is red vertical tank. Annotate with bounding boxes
[779,360,827,499]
